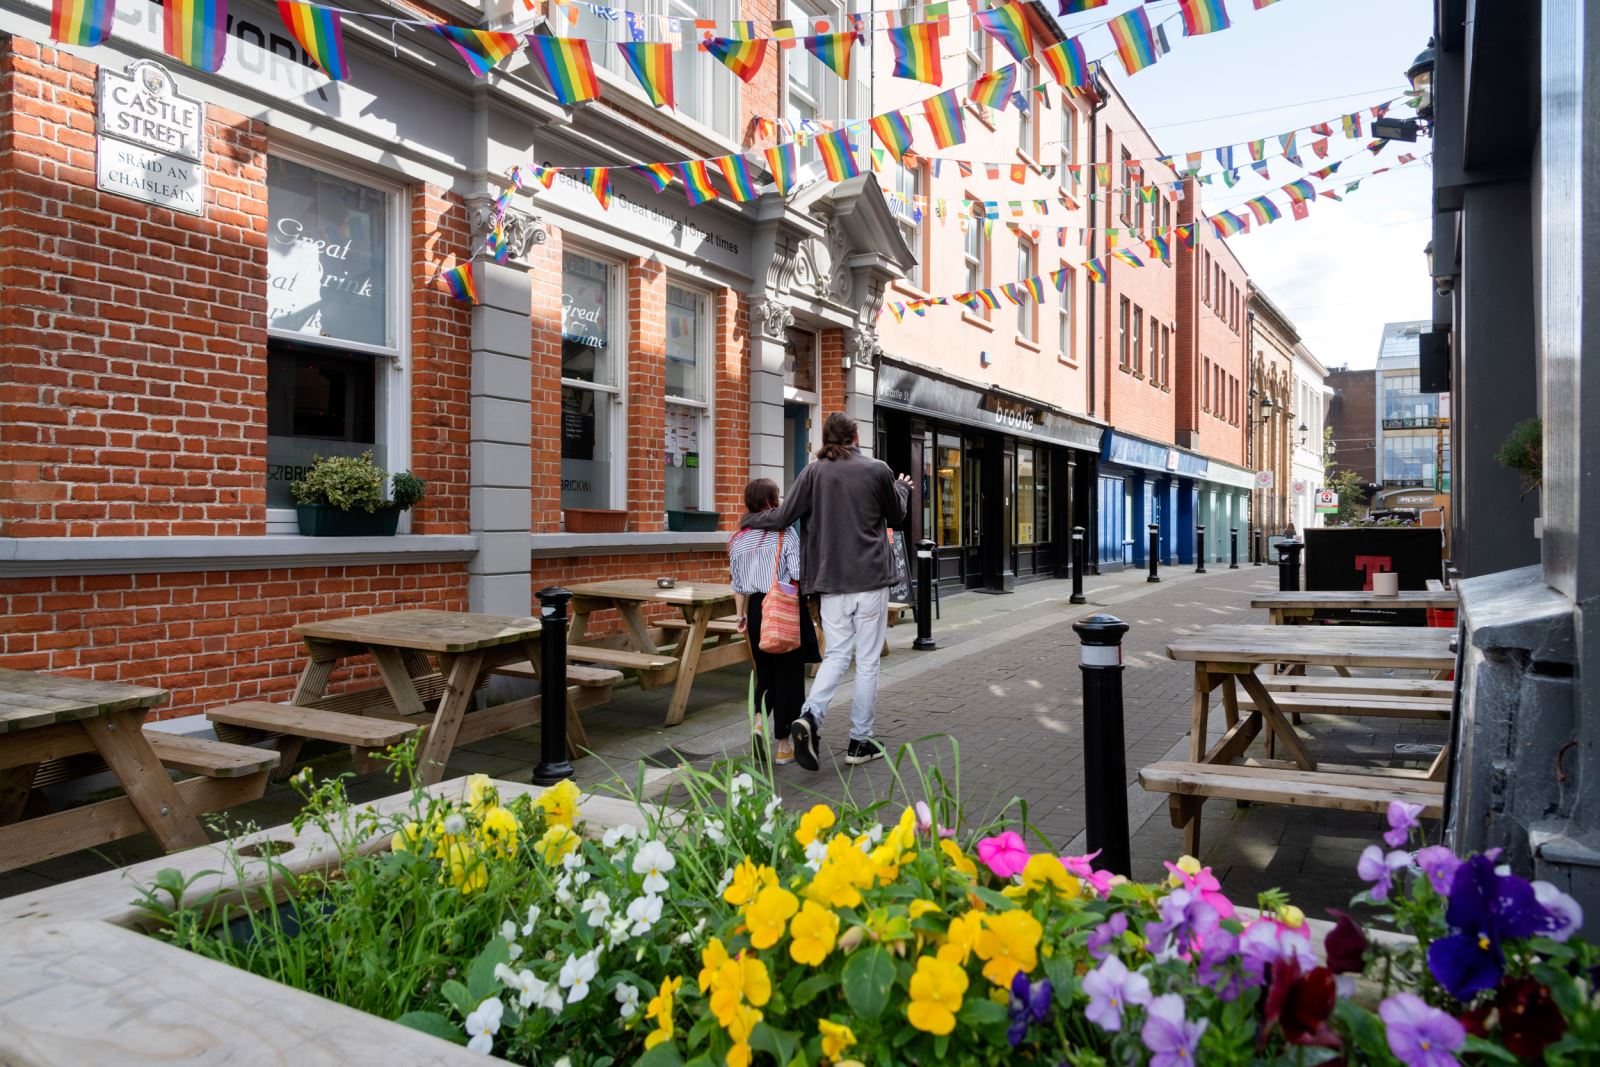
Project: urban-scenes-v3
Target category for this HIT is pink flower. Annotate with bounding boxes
[1163,859,1236,920]
[914,801,956,839]
[1061,850,1117,898]
[976,831,1029,879]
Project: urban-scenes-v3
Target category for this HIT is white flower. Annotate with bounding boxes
[554,1059,572,1067]
[521,904,542,936]
[580,890,612,927]
[804,839,829,872]
[443,813,468,837]
[499,920,524,960]
[633,840,676,895]
[558,951,599,1004]
[863,822,885,845]
[715,867,735,895]
[704,817,727,846]
[497,965,561,1012]
[602,824,639,849]
[730,772,755,798]
[677,916,707,945]
[759,797,782,835]
[561,850,585,873]
[574,869,592,887]
[607,914,631,948]
[615,982,641,1019]
[626,893,663,937]
[554,873,575,907]
[463,996,503,1055]
[1533,881,1584,942]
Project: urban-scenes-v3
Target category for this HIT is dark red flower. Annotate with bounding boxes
[1323,909,1369,974]
[1262,959,1342,1050]
[1457,1002,1493,1038]
[1496,976,1565,1058]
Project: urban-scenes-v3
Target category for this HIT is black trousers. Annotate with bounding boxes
[746,591,820,740]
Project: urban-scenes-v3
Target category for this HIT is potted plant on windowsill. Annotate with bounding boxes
[666,508,719,532]
[291,452,426,537]
[562,508,628,533]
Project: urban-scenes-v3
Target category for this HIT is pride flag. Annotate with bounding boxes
[1176,0,1231,36]
[973,289,1002,311]
[1058,0,1107,11]
[1110,248,1143,268]
[1039,37,1090,89]
[923,88,966,149]
[974,3,1033,64]
[888,23,943,84]
[678,159,719,205]
[1174,223,1194,249]
[526,35,600,104]
[705,37,767,82]
[51,0,115,47]
[278,2,348,80]
[764,142,799,194]
[442,262,477,304]
[617,42,674,107]
[1243,196,1281,225]
[584,167,611,209]
[164,0,228,73]
[870,112,915,163]
[1083,257,1106,283]
[1109,8,1158,75]
[1283,178,1316,203]
[1021,276,1047,302]
[635,162,675,192]
[435,26,521,78]
[816,128,860,181]
[804,32,855,79]
[1208,211,1245,238]
[1145,235,1170,264]
[717,154,760,201]
[969,64,1017,110]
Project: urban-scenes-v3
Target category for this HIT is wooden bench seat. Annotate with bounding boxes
[657,618,745,638]
[487,662,622,758]
[1260,676,1453,699]
[887,602,911,626]
[1140,760,1445,817]
[144,732,281,779]
[1236,692,1452,721]
[491,663,623,688]
[208,702,422,748]
[565,646,677,672]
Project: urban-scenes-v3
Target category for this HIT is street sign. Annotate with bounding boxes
[1315,489,1339,513]
[1292,479,1308,495]
[1254,470,1275,489]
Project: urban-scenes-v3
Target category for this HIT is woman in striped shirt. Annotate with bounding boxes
[730,477,819,765]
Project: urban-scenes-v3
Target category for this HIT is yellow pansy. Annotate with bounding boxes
[698,937,731,993]
[1167,854,1203,887]
[937,910,984,966]
[477,805,519,857]
[391,820,423,854]
[725,1003,763,1067]
[938,838,978,878]
[744,884,799,949]
[974,909,1042,987]
[804,837,876,909]
[1276,904,1306,929]
[818,1019,857,1060]
[533,823,579,866]
[789,900,842,966]
[643,974,680,1049]
[441,840,487,894]
[908,899,944,921]
[796,803,837,847]
[888,806,918,852]
[723,857,779,907]
[906,955,969,1035]
[1005,853,1081,902]
[727,1041,753,1067]
[868,841,906,886]
[464,773,496,812]
[533,778,581,828]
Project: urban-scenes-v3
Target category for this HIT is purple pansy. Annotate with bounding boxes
[1006,971,1052,1047]
[1162,859,1236,919]
[1082,954,1152,1032]
[1414,845,1461,896]
[1239,918,1316,988]
[1194,924,1243,1001]
[1086,911,1128,960]
[1379,992,1465,1067]
[1426,854,1562,1000]
[1384,800,1426,848]
[1146,887,1221,958]
[1357,845,1412,901]
[1141,993,1209,1067]
[1532,880,1584,942]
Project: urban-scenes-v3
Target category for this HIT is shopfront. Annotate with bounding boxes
[1098,432,1255,569]
[874,359,1103,592]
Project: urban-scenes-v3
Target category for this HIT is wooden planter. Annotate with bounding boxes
[562,508,627,533]
[295,504,402,537]
[666,509,719,532]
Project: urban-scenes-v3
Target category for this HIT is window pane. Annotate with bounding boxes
[666,285,705,402]
[786,327,817,393]
[668,0,709,127]
[561,385,612,509]
[1035,450,1050,541]
[562,253,614,385]
[266,337,378,508]
[1016,240,1032,338]
[665,402,704,511]
[1015,446,1035,543]
[936,434,963,545]
[267,157,389,348]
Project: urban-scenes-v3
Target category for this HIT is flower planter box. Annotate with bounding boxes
[562,508,627,533]
[295,504,402,537]
[666,509,719,533]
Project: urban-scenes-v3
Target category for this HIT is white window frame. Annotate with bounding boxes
[1017,85,1035,158]
[1060,97,1077,169]
[786,0,849,133]
[264,146,410,535]
[892,160,924,291]
[594,0,739,139]
[1016,237,1034,340]
[561,247,628,514]
[1058,267,1076,363]
[664,280,715,516]
[963,215,987,313]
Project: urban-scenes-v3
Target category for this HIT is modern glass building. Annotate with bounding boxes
[1375,321,1451,507]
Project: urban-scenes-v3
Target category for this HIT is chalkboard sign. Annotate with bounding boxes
[889,529,911,602]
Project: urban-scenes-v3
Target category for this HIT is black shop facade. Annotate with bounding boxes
[873,358,1105,593]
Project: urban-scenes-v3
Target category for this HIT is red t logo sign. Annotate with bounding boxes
[1354,555,1393,591]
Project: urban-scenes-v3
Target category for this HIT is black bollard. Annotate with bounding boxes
[913,539,938,651]
[1195,525,1207,574]
[1277,539,1304,592]
[1070,526,1087,604]
[532,586,575,785]
[1146,523,1161,583]
[1229,527,1239,569]
[1253,529,1263,567]
[1074,614,1132,877]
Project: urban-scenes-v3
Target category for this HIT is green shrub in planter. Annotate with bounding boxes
[291,453,426,536]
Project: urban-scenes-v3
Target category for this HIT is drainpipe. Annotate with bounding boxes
[1085,74,1108,420]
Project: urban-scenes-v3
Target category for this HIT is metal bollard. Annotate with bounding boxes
[1277,539,1304,592]
[1073,614,1132,877]
[914,539,938,651]
[1195,525,1207,574]
[1230,528,1239,569]
[1253,529,1263,566]
[1070,526,1087,604]
[1146,523,1161,583]
[532,586,576,786]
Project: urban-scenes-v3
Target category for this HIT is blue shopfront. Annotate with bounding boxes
[1095,431,1255,570]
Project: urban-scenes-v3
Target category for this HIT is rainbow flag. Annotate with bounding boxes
[51,0,115,47]
[1110,248,1143,268]
[705,37,767,82]
[526,35,600,104]
[1283,178,1316,203]
[1243,196,1280,225]
[973,289,1002,310]
[1083,257,1106,283]
[526,165,559,189]
[765,142,799,194]
[164,0,228,72]
[1176,0,1231,36]
[1174,223,1195,249]
[634,162,674,192]
[923,89,966,148]
[1341,112,1362,138]
[1145,235,1170,263]
[816,128,860,181]
[803,32,855,79]
[435,26,521,78]
[1021,276,1047,302]
[584,167,611,209]
[1039,38,1090,90]
[974,3,1033,64]
[887,22,942,85]
[678,159,719,205]
[717,154,760,201]
[1309,161,1341,179]
[970,64,1017,110]
[870,112,915,163]
[1058,0,1108,11]
[1108,8,1158,75]
[442,262,477,304]
[277,3,348,80]
[617,42,674,107]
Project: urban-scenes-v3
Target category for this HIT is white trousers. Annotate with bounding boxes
[803,587,890,741]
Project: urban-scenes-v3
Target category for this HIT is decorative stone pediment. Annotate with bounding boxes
[467,201,544,264]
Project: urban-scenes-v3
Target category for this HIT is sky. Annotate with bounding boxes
[1051,0,1435,369]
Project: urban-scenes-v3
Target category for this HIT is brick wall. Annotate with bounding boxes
[1177,177,1249,467]
[411,185,473,535]
[713,290,751,519]
[628,257,668,532]
[529,228,565,532]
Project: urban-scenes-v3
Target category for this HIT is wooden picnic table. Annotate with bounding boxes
[566,580,747,726]
[1149,624,1457,853]
[1250,589,1459,625]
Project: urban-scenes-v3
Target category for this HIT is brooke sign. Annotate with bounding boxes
[96,61,206,216]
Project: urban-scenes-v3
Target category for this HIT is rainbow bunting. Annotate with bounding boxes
[526,35,600,104]
[435,26,520,77]
[1253,0,1282,5]
[717,154,760,201]
[765,142,799,194]
[923,89,967,149]
[1341,112,1362,138]
[1108,7,1159,75]
[1021,276,1047,302]
[442,262,477,304]
[974,3,1034,64]
[1175,0,1230,36]
[163,0,228,73]
[970,64,1017,109]
[803,32,855,79]
[634,163,675,192]
[1059,0,1108,11]
[887,22,943,84]
[1110,248,1143,268]
[1051,268,1068,290]
[1174,223,1195,249]
[617,42,674,107]
[679,159,719,205]
[1038,37,1091,89]
[1145,236,1170,263]
[1209,212,1245,238]
[1309,161,1341,179]
[816,128,860,181]
[998,284,1021,307]
[973,289,1002,311]
[1243,196,1281,225]
[1279,131,1301,166]
[277,2,348,80]
[1083,258,1107,283]
[886,303,906,323]
[870,112,915,163]
[526,165,559,190]
[1283,178,1316,203]
[51,0,116,47]
[704,37,768,82]
[583,167,611,209]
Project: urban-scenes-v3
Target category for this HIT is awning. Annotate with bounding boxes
[875,358,1105,451]
[1100,431,1257,489]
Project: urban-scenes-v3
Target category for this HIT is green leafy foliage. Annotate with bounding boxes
[289,452,425,513]
[1495,416,1543,493]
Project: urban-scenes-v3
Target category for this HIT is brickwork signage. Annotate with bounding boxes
[95,61,206,216]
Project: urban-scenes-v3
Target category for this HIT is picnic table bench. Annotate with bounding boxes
[1250,589,1458,625]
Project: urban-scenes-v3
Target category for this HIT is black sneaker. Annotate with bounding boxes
[789,712,820,772]
[845,737,886,765]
